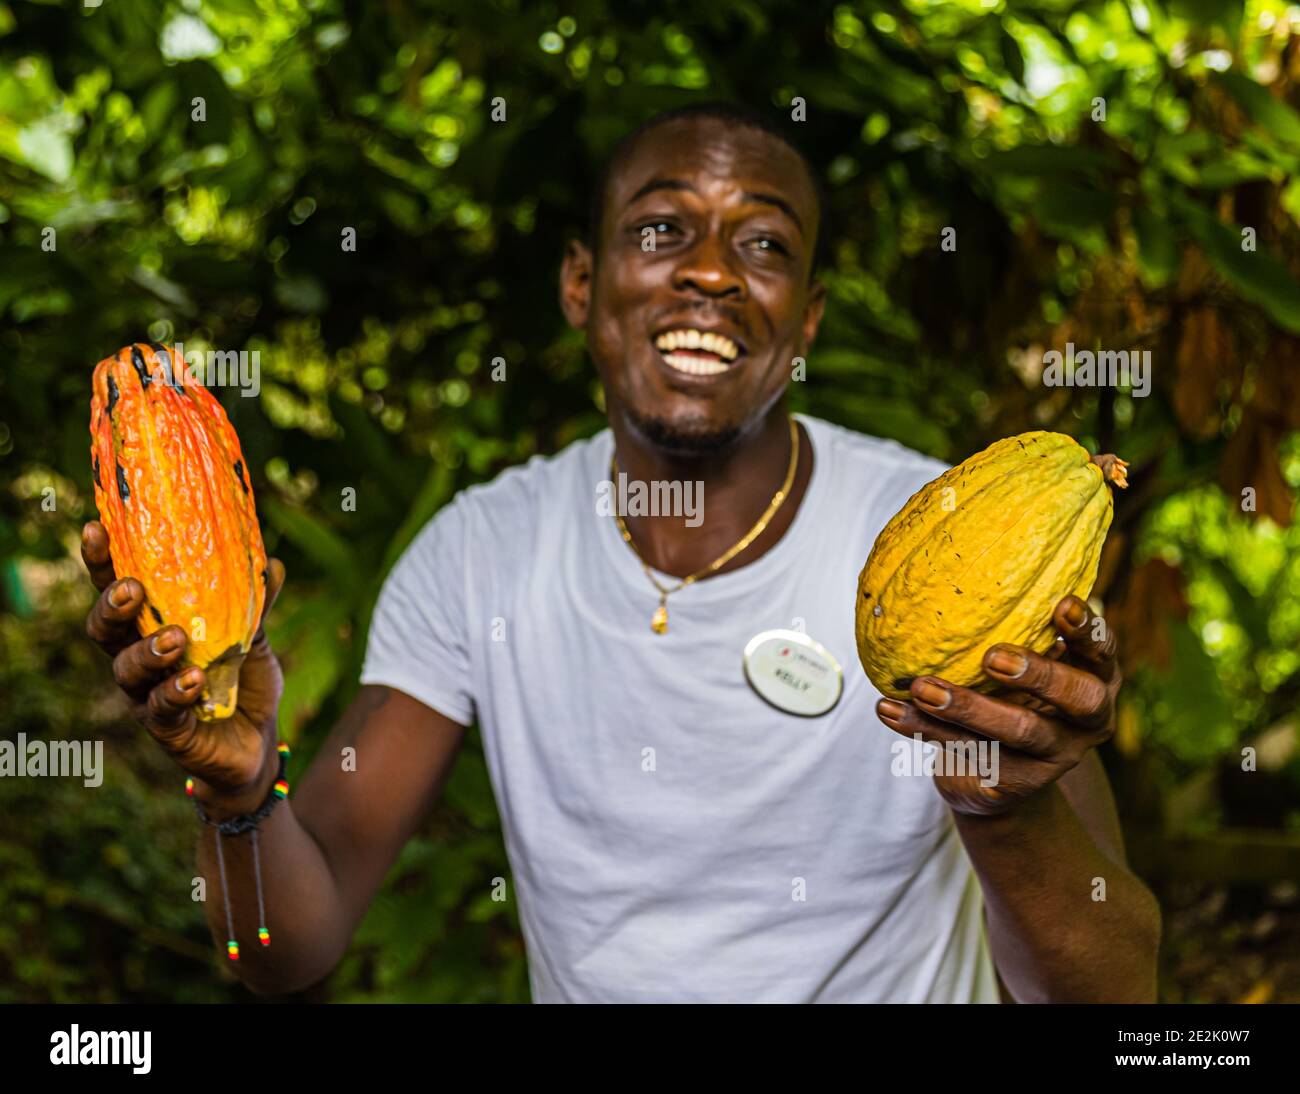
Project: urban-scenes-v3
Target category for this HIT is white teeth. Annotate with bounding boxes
[653,328,739,361]
[662,352,729,376]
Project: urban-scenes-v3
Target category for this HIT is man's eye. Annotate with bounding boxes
[748,237,789,255]
[641,221,677,235]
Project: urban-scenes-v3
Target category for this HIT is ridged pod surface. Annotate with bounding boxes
[89,343,266,721]
[855,431,1127,700]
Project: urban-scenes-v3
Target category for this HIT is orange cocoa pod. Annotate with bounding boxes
[89,343,267,721]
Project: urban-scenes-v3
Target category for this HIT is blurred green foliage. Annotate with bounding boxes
[3,0,1300,1002]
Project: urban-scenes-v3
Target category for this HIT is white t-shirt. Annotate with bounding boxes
[360,412,1000,1003]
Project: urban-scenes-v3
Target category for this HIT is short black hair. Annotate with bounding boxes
[586,101,830,279]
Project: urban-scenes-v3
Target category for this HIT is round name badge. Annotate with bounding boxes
[742,628,844,718]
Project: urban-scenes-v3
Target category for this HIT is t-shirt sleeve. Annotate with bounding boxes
[358,495,475,727]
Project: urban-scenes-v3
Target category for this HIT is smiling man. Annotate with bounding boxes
[81,101,1160,1003]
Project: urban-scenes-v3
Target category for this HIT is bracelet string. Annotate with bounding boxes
[185,741,291,961]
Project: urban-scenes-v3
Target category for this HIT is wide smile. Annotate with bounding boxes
[652,327,745,378]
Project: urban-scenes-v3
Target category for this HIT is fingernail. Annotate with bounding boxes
[110,582,132,607]
[1065,599,1087,626]
[180,669,203,688]
[988,646,1027,677]
[151,631,180,655]
[877,699,906,721]
[912,679,951,708]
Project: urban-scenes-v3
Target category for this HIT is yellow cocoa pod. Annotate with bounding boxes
[855,431,1127,699]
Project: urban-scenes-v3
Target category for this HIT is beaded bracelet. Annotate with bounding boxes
[185,741,291,961]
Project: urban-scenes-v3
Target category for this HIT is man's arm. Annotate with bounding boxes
[196,685,467,995]
[81,518,468,996]
[957,751,1161,1003]
[876,594,1161,1003]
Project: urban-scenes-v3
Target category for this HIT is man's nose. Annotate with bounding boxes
[672,236,745,298]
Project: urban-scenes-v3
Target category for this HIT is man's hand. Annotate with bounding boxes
[875,594,1120,816]
[82,519,288,813]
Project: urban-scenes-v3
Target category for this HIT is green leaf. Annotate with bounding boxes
[999,28,1025,86]
[1173,191,1300,333]
[379,462,456,577]
[1168,0,1244,34]
[272,595,350,736]
[1216,71,1300,151]
[1132,206,1179,286]
[1033,182,1116,242]
[1206,559,1272,651]
[127,265,196,315]
[272,274,328,314]
[981,144,1121,181]
[1151,622,1237,765]
[329,393,422,504]
[1193,152,1276,189]
[260,497,357,583]
[14,119,73,183]
[806,392,949,456]
[139,82,178,144]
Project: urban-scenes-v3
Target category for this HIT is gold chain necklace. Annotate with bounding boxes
[610,417,799,634]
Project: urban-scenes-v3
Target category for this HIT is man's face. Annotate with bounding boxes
[561,118,825,453]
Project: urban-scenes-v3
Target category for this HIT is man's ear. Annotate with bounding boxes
[801,278,827,352]
[560,238,593,329]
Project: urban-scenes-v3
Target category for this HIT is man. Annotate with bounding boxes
[82,102,1160,1003]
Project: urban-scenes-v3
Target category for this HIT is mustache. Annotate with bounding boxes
[650,302,748,333]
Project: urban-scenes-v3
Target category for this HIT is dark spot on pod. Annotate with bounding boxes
[892,677,914,692]
[153,345,184,394]
[92,456,101,488]
[261,568,268,583]
[862,591,871,599]
[233,459,248,495]
[115,463,130,500]
[130,346,152,387]
[149,605,163,625]
[106,374,119,415]
[954,587,963,595]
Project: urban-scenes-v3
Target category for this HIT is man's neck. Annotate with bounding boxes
[607,403,815,580]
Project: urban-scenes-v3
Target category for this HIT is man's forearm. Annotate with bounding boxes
[194,794,352,996]
[953,783,1161,1002]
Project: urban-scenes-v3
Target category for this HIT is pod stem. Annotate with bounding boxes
[1092,453,1129,489]
[196,653,247,722]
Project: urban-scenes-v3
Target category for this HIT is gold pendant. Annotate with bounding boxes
[651,603,668,634]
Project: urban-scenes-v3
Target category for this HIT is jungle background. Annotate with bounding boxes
[3,0,1300,1003]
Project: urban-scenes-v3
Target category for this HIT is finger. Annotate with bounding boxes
[111,626,189,701]
[261,558,286,627]
[1054,595,1118,681]
[144,667,205,741]
[876,696,986,748]
[249,557,285,647]
[906,676,1066,758]
[983,643,1112,727]
[80,521,117,592]
[877,697,1061,808]
[85,578,147,656]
